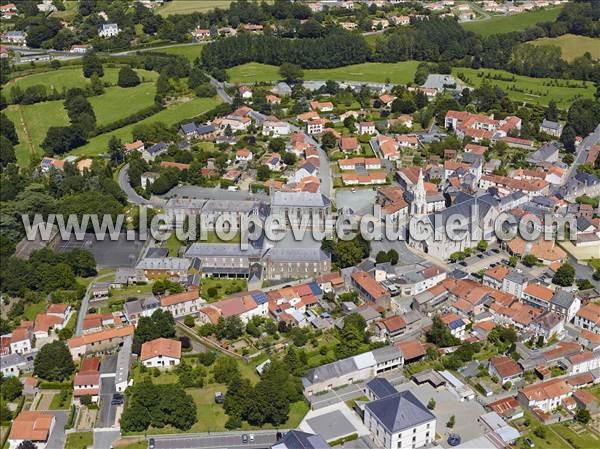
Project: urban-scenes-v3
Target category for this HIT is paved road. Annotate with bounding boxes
[118,164,153,205]
[76,272,116,336]
[94,429,121,449]
[46,411,68,449]
[152,431,280,449]
[210,76,233,104]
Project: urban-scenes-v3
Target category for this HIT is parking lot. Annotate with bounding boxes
[449,249,507,273]
[394,382,487,447]
[58,232,145,268]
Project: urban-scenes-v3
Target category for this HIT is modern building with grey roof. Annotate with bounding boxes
[272,430,330,449]
[364,390,436,449]
[271,191,331,226]
[365,377,398,401]
[302,345,403,395]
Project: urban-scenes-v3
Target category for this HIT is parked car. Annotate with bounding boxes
[249,434,254,442]
[242,434,248,444]
[215,392,224,404]
[148,439,155,449]
[524,438,535,448]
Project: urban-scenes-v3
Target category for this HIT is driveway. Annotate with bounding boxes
[45,411,68,449]
[118,164,152,205]
[97,377,117,429]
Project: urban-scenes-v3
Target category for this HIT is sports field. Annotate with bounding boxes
[71,96,221,157]
[227,61,420,85]
[148,43,205,61]
[5,67,157,101]
[462,7,563,36]
[452,67,595,108]
[532,34,600,62]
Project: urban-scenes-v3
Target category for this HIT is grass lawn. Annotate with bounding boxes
[532,34,600,62]
[550,423,599,449]
[452,67,595,109]
[90,83,156,126]
[148,44,205,61]
[462,7,563,36]
[158,1,272,16]
[5,67,157,101]
[201,277,247,301]
[227,61,420,85]
[49,389,73,410]
[65,431,93,449]
[164,234,184,257]
[23,301,47,321]
[200,230,241,244]
[5,100,70,166]
[70,96,221,157]
[109,283,154,302]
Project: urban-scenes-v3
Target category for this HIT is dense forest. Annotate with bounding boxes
[202,1,600,85]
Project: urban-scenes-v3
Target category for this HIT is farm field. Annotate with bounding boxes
[90,84,156,126]
[5,100,70,166]
[158,0,271,16]
[227,61,420,85]
[462,7,563,36]
[71,96,221,157]
[148,43,205,61]
[5,82,158,165]
[4,67,157,101]
[532,34,600,62]
[452,67,595,108]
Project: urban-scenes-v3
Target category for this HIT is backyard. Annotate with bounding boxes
[65,431,93,449]
[201,277,247,301]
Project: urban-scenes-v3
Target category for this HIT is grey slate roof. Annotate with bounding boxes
[271,191,330,208]
[272,430,330,449]
[365,390,436,433]
[146,247,169,258]
[265,247,329,262]
[527,143,558,163]
[146,142,168,155]
[0,353,27,370]
[550,290,575,310]
[366,377,398,400]
[185,243,263,258]
[303,357,358,386]
[541,119,561,131]
[136,257,194,271]
[427,193,498,229]
[505,270,527,285]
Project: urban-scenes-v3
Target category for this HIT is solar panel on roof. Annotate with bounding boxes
[308,282,322,295]
[251,292,268,305]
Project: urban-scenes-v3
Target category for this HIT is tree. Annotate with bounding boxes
[256,165,270,181]
[575,408,591,424]
[447,415,455,428]
[1,376,23,401]
[375,251,389,264]
[387,249,399,265]
[427,398,436,410]
[552,263,575,287]
[477,240,488,252]
[508,255,518,267]
[82,50,103,78]
[34,341,75,381]
[117,67,141,88]
[108,136,124,164]
[534,427,547,439]
[321,131,336,150]
[427,316,459,348]
[80,394,92,406]
[0,135,16,167]
[544,101,558,122]
[133,309,176,354]
[279,63,304,82]
[269,138,286,153]
[184,315,195,327]
[17,442,36,449]
[0,113,18,146]
[522,254,539,267]
[213,356,240,385]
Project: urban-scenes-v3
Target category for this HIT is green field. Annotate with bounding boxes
[532,34,600,62]
[6,82,158,165]
[90,84,156,126]
[452,67,595,108]
[5,67,157,101]
[462,7,563,36]
[148,44,205,61]
[158,0,273,16]
[227,61,420,84]
[71,96,221,156]
[5,100,70,166]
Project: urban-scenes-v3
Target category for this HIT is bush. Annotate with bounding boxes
[183,315,195,327]
[207,287,218,298]
[197,351,217,366]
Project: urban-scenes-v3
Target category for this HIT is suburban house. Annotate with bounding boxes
[539,119,563,137]
[73,357,101,403]
[98,23,121,38]
[518,378,572,413]
[574,303,600,334]
[364,390,436,449]
[140,337,182,369]
[351,271,391,308]
[159,289,205,318]
[67,326,135,360]
[9,322,33,354]
[559,351,600,375]
[8,411,55,449]
[358,121,377,135]
[488,355,523,385]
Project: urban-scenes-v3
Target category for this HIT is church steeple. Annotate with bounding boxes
[412,168,426,216]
